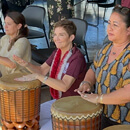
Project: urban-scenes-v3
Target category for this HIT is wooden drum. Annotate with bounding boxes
[103,125,130,130]
[51,96,103,130]
[0,73,41,129]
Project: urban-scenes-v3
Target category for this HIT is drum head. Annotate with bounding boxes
[51,96,103,119]
[0,72,41,90]
[103,125,130,130]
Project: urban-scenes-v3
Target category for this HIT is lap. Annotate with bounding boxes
[40,119,52,130]
[39,99,56,130]
[101,115,120,129]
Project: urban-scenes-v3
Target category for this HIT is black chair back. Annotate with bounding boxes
[22,5,45,28]
[87,0,107,2]
[98,0,116,7]
[22,5,49,47]
[68,18,89,62]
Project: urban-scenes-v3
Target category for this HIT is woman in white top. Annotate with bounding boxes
[0,11,31,76]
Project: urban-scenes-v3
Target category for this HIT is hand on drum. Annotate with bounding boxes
[74,81,91,94]
[14,73,38,82]
[13,55,28,67]
[78,91,99,105]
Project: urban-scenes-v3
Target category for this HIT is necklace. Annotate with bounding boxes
[112,52,116,55]
[112,42,130,55]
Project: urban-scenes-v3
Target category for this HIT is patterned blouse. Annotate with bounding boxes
[91,43,130,124]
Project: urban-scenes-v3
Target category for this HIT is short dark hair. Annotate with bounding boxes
[112,5,130,28]
[54,19,77,36]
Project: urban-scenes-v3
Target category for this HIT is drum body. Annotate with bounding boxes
[51,96,103,130]
[103,125,130,130]
[0,73,41,129]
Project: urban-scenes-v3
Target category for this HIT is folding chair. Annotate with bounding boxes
[22,5,49,48]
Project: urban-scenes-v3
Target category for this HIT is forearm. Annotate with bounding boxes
[79,85,130,105]
[26,62,42,74]
[98,85,130,104]
[83,69,96,87]
[37,74,72,92]
[0,56,16,68]
[26,62,50,76]
[76,69,96,93]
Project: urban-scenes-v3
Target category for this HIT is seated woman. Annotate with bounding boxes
[75,5,130,129]
[13,19,87,129]
[0,11,31,76]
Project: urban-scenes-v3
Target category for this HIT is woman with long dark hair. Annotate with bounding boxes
[0,11,31,76]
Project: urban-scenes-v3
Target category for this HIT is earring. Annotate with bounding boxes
[17,29,19,36]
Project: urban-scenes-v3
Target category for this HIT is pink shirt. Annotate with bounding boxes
[121,0,130,8]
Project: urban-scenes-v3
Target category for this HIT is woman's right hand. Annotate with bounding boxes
[14,73,38,82]
[13,55,28,67]
[74,81,91,94]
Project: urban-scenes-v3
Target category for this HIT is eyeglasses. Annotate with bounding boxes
[113,5,130,15]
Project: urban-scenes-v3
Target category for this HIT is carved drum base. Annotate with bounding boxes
[1,116,40,130]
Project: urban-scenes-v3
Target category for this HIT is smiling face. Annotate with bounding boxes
[4,16,22,38]
[53,27,74,52]
[107,12,130,44]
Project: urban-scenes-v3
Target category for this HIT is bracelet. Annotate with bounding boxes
[80,81,92,88]
[43,76,49,83]
[99,94,104,104]
[95,96,99,105]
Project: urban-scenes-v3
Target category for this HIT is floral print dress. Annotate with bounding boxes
[47,0,74,43]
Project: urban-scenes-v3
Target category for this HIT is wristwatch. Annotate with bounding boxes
[43,76,49,83]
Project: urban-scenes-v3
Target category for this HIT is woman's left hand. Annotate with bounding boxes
[13,55,28,67]
[14,73,38,82]
[78,91,99,104]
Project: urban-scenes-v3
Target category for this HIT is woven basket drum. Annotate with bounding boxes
[0,73,41,129]
[51,96,103,130]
